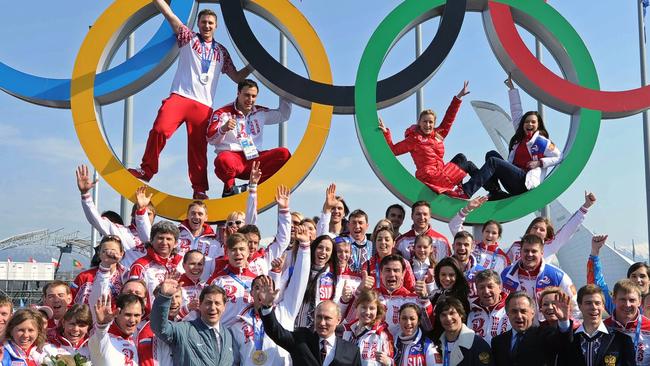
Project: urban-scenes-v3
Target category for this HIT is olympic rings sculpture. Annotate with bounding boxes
[0,0,643,222]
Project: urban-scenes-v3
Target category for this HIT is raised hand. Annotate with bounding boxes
[323,183,338,212]
[591,234,608,256]
[526,160,542,169]
[160,278,181,297]
[295,225,310,244]
[378,117,388,133]
[504,73,514,90]
[584,191,597,209]
[256,275,279,308]
[553,291,571,322]
[360,270,375,290]
[135,186,153,209]
[95,294,114,325]
[466,196,488,212]
[221,118,237,133]
[75,164,97,194]
[249,161,262,186]
[275,185,290,210]
[100,247,121,268]
[340,281,353,303]
[414,280,428,298]
[375,351,392,366]
[456,81,470,99]
[270,253,286,273]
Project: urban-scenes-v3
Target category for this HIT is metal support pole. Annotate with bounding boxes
[535,38,551,219]
[90,170,99,255]
[120,33,135,221]
[415,25,424,115]
[279,33,288,148]
[638,0,650,253]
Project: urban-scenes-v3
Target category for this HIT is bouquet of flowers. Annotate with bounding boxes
[41,354,91,366]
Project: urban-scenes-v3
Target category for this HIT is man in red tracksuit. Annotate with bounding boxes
[129,0,251,199]
[207,79,292,197]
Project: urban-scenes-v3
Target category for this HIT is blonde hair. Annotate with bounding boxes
[226,211,245,222]
[418,109,437,122]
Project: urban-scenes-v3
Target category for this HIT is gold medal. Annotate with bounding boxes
[252,350,268,365]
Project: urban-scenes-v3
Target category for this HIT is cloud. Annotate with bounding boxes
[1,125,84,163]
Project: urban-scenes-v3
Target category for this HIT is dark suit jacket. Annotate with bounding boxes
[557,327,636,366]
[262,308,361,366]
[491,325,571,366]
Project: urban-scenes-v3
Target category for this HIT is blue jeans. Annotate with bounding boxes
[462,151,528,196]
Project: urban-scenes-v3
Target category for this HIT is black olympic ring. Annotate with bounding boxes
[219,0,467,114]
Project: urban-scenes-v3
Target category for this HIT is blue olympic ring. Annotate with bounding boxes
[0,0,194,108]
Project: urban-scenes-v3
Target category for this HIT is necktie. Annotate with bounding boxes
[512,332,524,358]
[320,339,328,364]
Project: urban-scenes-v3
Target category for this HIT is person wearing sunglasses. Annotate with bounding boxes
[237,185,292,277]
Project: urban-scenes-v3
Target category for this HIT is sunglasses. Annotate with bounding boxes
[226,220,243,227]
[100,234,122,244]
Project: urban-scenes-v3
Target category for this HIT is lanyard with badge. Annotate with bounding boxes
[634,317,643,353]
[199,37,216,85]
[236,114,259,160]
[443,339,451,366]
[250,308,268,365]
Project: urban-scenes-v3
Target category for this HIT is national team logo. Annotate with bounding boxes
[222,284,238,303]
[122,348,134,364]
[538,276,551,286]
[242,323,254,343]
[318,274,334,300]
[179,238,191,250]
[472,318,485,336]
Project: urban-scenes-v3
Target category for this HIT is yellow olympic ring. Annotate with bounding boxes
[70,0,333,221]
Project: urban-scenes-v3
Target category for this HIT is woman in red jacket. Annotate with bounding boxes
[379,82,474,198]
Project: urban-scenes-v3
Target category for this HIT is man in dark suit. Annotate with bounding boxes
[557,284,635,366]
[491,290,571,366]
[258,275,361,366]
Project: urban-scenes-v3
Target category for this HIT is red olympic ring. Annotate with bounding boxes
[490,1,650,119]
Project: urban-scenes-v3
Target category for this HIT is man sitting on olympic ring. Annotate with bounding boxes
[129,0,252,200]
[207,79,292,197]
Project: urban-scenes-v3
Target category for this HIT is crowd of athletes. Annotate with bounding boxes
[0,163,646,366]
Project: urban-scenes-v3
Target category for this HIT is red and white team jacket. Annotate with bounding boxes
[344,286,433,338]
[88,322,139,366]
[177,273,207,319]
[207,98,292,153]
[81,193,149,268]
[207,265,257,327]
[605,312,650,365]
[342,320,394,366]
[176,221,223,259]
[232,246,310,366]
[45,331,91,360]
[366,255,416,292]
[396,226,451,263]
[247,208,291,276]
[467,294,510,344]
[448,210,511,273]
[129,248,183,300]
[506,204,589,262]
[71,264,128,306]
[137,320,173,366]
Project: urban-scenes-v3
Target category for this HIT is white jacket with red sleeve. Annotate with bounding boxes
[88,322,139,366]
[207,98,292,153]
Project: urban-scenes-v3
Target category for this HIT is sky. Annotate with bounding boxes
[1,0,649,264]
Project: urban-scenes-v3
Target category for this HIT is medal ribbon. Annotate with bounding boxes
[250,308,265,351]
[226,269,249,290]
[199,37,216,74]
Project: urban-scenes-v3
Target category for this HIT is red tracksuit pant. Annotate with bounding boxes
[138,94,212,192]
[215,148,291,190]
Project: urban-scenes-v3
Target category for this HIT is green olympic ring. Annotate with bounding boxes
[354,0,601,223]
